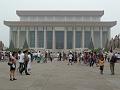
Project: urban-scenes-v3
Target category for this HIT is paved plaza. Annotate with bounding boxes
[0,60,120,90]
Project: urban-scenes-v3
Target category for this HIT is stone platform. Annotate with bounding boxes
[0,60,120,90]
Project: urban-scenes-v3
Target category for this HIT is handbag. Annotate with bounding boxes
[8,61,12,66]
[12,64,15,68]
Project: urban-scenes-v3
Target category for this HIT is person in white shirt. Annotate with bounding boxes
[17,51,20,71]
[18,51,24,74]
[107,51,113,62]
[115,52,118,59]
[27,52,32,72]
[57,52,59,61]
[37,51,41,63]
[37,51,41,57]
[68,52,73,65]
[118,53,120,60]
[20,50,30,75]
[34,52,38,60]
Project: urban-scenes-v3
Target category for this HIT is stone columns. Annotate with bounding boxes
[82,29,84,48]
[26,30,28,44]
[64,30,67,50]
[53,29,55,50]
[44,27,46,49]
[17,30,20,48]
[35,30,37,48]
[108,29,111,41]
[9,29,12,43]
[73,28,75,49]
[91,29,94,45]
[100,29,103,48]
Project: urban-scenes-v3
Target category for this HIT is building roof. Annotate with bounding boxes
[4,21,116,27]
[16,10,104,16]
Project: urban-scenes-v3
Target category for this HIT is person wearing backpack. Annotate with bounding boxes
[20,50,30,75]
[110,53,117,75]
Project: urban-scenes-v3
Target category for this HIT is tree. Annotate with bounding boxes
[105,38,109,50]
[88,37,94,49]
[110,46,113,53]
[23,39,29,49]
[118,35,120,48]
[9,40,15,50]
[118,34,120,48]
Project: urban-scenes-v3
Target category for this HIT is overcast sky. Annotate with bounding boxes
[0,0,120,47]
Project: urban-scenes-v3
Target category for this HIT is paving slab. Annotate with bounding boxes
[0,61,120,90]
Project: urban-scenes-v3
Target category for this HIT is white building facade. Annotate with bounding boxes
[4,10,116,51]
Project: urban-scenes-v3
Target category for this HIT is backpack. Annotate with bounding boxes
[24,54,29,63]
[110,55,117,63]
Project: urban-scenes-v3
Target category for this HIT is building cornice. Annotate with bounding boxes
[16,10,104,16]
[4,21,116,27]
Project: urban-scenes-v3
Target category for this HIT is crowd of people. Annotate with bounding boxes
[0,51,9,61]
[2,49,120,81]
[8,50,32,81]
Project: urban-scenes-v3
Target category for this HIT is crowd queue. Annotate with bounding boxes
[0,49,120,81]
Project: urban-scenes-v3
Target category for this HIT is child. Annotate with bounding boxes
[99,55,104,74]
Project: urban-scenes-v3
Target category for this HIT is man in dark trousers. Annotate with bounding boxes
[110,53,117,75]
[59,52,62,61]
[20,50,30,75]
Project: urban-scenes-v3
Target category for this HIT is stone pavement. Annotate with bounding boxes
[0,60,120,90]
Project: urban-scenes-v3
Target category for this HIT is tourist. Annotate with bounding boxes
[49,52,52,62]
[104,53,107,61]
[33,52,38,60]
[118,53,120,60]
[63,52,66,61]
[37,51,41,63]
[110,53,117,75]
[68,52,73,65]
[98,54,104,74]
[44,51,47,63]
[74,52,77,63]
[57,52,59,61]
[18,51,24,73]
[20,50,30,75]
[89,53,94,67]
[107,51,113,62]
[93,52,97,67]
[84,52,88,64]
[80,53,84,64]
[59,52,62,61]
[8,52,17,81]
[27,52,32,72]
[72,52,74,63]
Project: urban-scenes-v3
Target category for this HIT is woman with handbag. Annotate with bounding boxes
[8,52,17,81]
[98,54,105,75]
